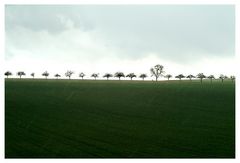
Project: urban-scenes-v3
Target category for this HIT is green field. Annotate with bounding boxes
[5,79,235,158]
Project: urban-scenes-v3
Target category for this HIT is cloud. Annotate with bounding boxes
[5,5,235,78]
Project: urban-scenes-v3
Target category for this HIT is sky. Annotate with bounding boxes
[5,5,235,80]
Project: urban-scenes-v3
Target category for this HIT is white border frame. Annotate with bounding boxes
[0,0,239,162]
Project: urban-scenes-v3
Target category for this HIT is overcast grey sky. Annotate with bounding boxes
[5,5,235,79]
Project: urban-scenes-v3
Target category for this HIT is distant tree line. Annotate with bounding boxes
[4,64,235,83]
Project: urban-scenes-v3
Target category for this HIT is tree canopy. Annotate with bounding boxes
[126,73,136,80]
[150,64,164,81]
[91,73,99,80]
[42,71,49,79]
[17,71,26,79]
[165,74,172,80]
[65,70,74,79]
[103,73,113,80]
[139,74,147,80]
[5,71,12,78]
[115,72,125,80]
[175,74,185,80]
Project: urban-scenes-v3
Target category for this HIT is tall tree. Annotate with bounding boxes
[186,74,195,81]
[17,71,26,79]
[79,72,85,80]
[114,72,125,80]
[65,70,74,79]
[207,75,215,83]
[42,71,49,79]
[91,73,99,80]
[230,75,235,82]
[197,73,206,84]
[103,73,113,80]
[139,74,147,81]
[55,74,61,79]
[126,73,136,80]
[150,64,164,81]
[165,74,172,81]
[31,73,35,79]
[175,74,185,81]
[5,71,12,78]
[219,74,228,83]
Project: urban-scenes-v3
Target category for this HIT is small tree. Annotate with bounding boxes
[126,73,136,80]
[5,71,12,78]
[219,74,228,83]
[42,71,49,79]
[103,73,113,80]
[207,75,215,83]
[186,74,195,81]
[91,73,99,80]
[139,74,147,81]
[175,74,185,81]
[17,71,26,79]
[197,73,206,84]
[150,64,164,81]
[31,73,35,79]
[65,70,74,79]
[230,75,235,82]
[55,74,61,79]
[79,72,85,80]
[114,72,125,80]
[165,74,172,81]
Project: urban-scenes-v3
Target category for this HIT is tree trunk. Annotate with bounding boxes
[201,78,202,83]
[156,77,157,81]
[211,79,212,83]
[119,77,120,80]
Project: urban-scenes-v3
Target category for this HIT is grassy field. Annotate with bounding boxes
[5,79,235,158]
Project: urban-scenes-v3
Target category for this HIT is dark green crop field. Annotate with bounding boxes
[5,79,235,158]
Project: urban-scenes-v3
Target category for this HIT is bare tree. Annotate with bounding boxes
[197,73,206,84]
[103,73,113,80]
[5,71,12,78]
[186,74,195,81]
[219,74,228,83]
[207,75,215,83]
[91,73,99,80]
[42,71,49,79]
[17,71,26,79]
[31,73,35,79]
[165,74,172,81]
[230,75,235,82]
[65,70,74,79]
[175,74,185,81]
[126,73,136,80]
[114,72,125,80]
[55,74,61,79]
[150,64,164,81]
[139,74,147,81]
[79,72,85,80]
